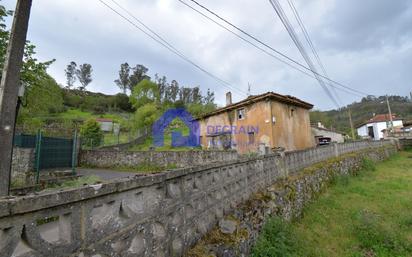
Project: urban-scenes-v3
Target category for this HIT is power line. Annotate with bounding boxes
[269,0,340,108]
[97,0,248,97]
[180,0,371,98]
[286,0,343,106]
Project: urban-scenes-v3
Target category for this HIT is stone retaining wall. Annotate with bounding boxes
[11,147,35,181]
[79,149,239,168]
[0,140,395,257]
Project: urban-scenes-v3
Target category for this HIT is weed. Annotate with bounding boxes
[251,217,303,257]
[361,158,376,172]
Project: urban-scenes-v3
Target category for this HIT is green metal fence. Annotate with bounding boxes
[14,134,37,148]
[14,131,78,183]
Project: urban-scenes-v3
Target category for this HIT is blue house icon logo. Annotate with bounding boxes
[152,108,200,148]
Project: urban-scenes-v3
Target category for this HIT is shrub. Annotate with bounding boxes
[361,158,376,172]
[80,119,103,147]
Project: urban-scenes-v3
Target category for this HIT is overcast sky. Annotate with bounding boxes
[4,0,412,110]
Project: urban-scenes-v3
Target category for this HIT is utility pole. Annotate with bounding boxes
[348,108,355,140]
[0,0,33,196]
[410,92,412,102]
[386,95,394,132]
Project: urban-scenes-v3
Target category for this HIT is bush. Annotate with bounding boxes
[361,158,376,172]
[80,119,103,147]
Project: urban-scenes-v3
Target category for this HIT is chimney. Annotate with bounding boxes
[226,92,232,106]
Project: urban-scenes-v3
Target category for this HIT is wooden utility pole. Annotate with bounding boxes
[0,0,33,196]
[386,95,393,132]
[410,92,412,102]
[348,108,355,140]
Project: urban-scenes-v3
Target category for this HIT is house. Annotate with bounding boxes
[96,118,114,132]
[197,92,315,154]
[311,122,345,145]
[356,114,403,140]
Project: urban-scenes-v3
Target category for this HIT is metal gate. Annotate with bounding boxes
[33,131,78,183]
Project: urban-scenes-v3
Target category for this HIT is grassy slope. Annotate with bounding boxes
[252,151,412,257]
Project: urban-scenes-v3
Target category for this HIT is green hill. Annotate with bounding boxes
[310,95,412,135]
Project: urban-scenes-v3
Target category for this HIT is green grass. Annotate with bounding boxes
[252,151,412,257]
[129,126,201,152]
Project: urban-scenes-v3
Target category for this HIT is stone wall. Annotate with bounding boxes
[79,149,239,168]
[0,140,396,257]
[11,147,35,181]
[399,138,412,149]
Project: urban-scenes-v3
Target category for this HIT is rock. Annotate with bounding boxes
[219,219,237,234]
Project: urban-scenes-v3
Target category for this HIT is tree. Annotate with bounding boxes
[65,61,77,89]
[129,64,149,92]
[168,80,179,102]
[18,74,64,126]
[204,88,215,104]
[132,103,160,129]
[129,79,160,109]
[154,74,168,103]
[76,63,93,91]
[80,119,104,148]
[115,63,130,94]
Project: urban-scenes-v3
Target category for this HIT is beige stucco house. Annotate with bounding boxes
[197,92,315,154]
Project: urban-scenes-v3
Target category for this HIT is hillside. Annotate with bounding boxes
[310,95,412,135]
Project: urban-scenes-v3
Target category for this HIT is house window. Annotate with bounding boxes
[290,107,296,117]
[237,108,246,120]
[248,132,255,145]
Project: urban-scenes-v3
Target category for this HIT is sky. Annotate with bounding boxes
[3,0,412,110]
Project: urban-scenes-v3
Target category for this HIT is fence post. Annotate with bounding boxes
[71,130,77,175]
[35,130,42,184]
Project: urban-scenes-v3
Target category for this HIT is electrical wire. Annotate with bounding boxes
[180,0,371,97]
[97,0,248,97]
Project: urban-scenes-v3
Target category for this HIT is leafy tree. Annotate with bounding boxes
[114,93,134,112]
[132,103,160,129]
[80,119,104,147]
[76,63,93,91]
[115,62,130,94]
[129,64,149,92]
[154,73,168,102]
[65,61,77,89]
[204,88,215,104]
[19,74,64,117]
[129,79,160,109]
[168,80,179,102]
[187,103,216,117]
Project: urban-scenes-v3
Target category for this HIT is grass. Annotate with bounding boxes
[252,150,412,257]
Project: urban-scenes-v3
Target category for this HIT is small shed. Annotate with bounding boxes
[96,118,114,132]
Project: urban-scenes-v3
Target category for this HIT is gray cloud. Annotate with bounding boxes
[3,0,412,110]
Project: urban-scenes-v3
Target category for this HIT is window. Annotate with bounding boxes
[237,108,246,120]
[290,107,296,117]
[248,132,255,145]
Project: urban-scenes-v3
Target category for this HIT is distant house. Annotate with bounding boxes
[356,114,403,140]
[197,92,315,154]
[311,122,345,145]
[96,118,114,132]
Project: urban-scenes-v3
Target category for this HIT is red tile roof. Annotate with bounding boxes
[357,114,402,127]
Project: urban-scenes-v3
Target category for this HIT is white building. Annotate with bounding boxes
[311,122,346,144]
[96,118,114,132]
[356,114,403,140]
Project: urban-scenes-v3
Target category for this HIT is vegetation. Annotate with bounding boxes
[251,151,412,257]
[311,95,412,135]
[80,119,104,147]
